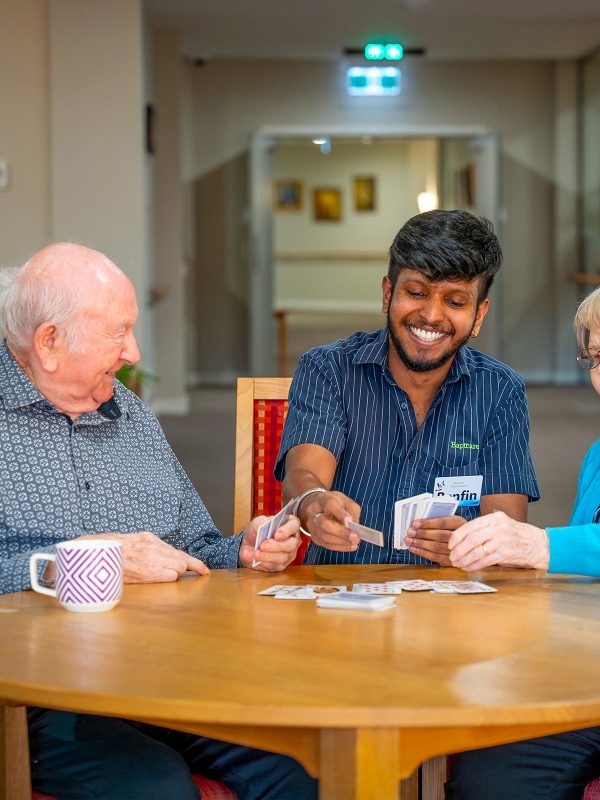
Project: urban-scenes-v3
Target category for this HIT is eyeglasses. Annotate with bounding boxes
[576,351,600,370]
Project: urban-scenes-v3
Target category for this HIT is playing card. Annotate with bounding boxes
[352,582,403,595]
[423,495,459,519]
[273,587,314,599]
[306,584,347,594]
[345,519,384,547]
[253,498,295,566]
[394,493,430,549]
[431,581,459,593]
[258,584,303,596]
[394,579,432,591]
[450,581,497,594]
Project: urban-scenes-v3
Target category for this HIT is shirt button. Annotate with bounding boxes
[84,481,91,491]
[401,402,408,410]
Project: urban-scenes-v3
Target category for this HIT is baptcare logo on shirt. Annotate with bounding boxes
[450,441,480,450]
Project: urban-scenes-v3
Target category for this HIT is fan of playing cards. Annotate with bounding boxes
[394,492,458,550]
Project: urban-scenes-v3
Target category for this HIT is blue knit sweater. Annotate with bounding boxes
[547,439,600,575]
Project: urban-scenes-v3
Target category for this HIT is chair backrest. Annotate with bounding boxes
[234,377,309,565]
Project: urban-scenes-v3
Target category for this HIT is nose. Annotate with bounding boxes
[122,330,141,365]
[418,294,446,325]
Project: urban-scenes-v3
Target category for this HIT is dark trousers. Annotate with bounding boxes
[445,726,600,800]
[29,709,318,800]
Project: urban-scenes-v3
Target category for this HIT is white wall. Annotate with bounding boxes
[0,1,152,373]
[0,0,51,265]
[184,58,575,382]
[48,0,149,357]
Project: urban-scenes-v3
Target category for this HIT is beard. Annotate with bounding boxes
[387,312,473,373]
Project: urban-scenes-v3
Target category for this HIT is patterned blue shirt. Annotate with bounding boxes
[275,328,539,566]
[0,343,241,595]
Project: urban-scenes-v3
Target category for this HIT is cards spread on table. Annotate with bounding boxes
[345,519,384,547]
[393,492,458,550]
[253,498,296,567]
[316,592,396,611]
[258,580,496,601]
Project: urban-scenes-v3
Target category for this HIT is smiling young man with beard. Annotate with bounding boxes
[276,209,539,566]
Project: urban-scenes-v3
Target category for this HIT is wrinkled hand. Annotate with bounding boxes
[404,516,466,565]
[90,532,209,583]
[448,511,550,572]
[240,515,302,572]
[302,491,361,552]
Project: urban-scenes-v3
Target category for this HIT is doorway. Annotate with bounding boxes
[249,129,501,377]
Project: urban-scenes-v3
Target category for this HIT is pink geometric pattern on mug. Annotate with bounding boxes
[56,546,123,605]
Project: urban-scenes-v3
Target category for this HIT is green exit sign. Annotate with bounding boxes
[364,43,404,61]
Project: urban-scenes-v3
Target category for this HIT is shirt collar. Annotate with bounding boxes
[0,341,129,421]
[0,342,45,409]
[353,328,389,367]
[352,328,472,385]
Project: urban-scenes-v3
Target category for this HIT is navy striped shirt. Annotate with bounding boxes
[275,328,539,566]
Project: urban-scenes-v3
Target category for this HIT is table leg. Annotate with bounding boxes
[319,728,400,800]
[0,704,31,800]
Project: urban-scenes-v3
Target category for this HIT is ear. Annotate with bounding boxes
[471,298,489,337]
[382,276,393,314]
[33,323,61,373]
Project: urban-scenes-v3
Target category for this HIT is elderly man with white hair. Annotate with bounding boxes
[0,243,317,799]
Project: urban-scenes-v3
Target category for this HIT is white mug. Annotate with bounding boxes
[30,539,123,612]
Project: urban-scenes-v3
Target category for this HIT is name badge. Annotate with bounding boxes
[433,475,483,507]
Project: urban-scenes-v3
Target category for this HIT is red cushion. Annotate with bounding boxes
[192,774,238,798]
[252,399,309,566]
[584,777,600,800]
[253,399,287,519]
[33,774,238,800]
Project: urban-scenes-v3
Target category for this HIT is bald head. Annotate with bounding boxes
[0,243,136,355]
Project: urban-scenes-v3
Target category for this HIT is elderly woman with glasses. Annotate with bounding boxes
[444,285,600,798]
[448,285,600,577]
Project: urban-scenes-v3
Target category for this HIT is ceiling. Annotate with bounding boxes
[145,0,600,62]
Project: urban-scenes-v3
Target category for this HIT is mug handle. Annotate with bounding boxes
[30,554,57,597]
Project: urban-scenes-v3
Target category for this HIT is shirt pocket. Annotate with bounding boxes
[415,453,480,494]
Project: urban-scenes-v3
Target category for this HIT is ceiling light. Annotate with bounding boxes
[417,192,438,213]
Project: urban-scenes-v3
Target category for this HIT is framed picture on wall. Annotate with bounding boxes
[313,188,342,221]
[274,180,303,210]
[353,176,375,212]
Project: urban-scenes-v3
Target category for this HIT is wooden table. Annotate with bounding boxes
[2,564,600,800]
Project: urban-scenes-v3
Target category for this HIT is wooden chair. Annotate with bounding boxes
[0,704,236,800]
[234,377,309,564]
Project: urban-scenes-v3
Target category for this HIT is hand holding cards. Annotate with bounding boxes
[252,498,296,567]
[394,492,458,550]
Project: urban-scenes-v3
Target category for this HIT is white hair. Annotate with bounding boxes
[0,264,88,354]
